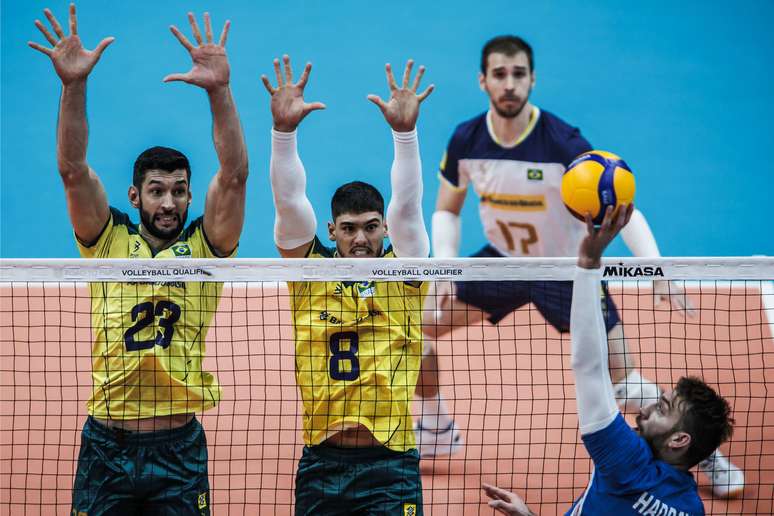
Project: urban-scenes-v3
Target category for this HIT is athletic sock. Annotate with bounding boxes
[419,392,454,431]
[613,370,662,411]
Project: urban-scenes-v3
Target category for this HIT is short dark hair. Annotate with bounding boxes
[132,146,191,189]
[331,181,384,220]
[674,376,734,468]
[481,35,534,74]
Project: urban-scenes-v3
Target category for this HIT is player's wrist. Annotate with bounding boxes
[577,257,601,270]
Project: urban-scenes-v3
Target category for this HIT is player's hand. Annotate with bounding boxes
[261,55,326,133]
[577,204,634,269]
[482,484,536,516]
[28,3,114,85]
[164,13,231,92]
[367,60,434,132]
[653,280,697,317]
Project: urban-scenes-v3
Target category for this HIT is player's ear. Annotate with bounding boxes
[382,221,388,238]
[478,72,486,92]
[530,69,536,89]
[128,185,140,208]
[327,221,336,242]
[667,430,692,453]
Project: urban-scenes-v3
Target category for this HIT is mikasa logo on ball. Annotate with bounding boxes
[603,263,664,278]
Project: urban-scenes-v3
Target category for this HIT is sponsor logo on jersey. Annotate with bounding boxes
[527,168,543,180]
[173,243,192,257]
[480,193,546,211]
[403,503,417,516]
[603,263,664,278]
[333,284,343,297]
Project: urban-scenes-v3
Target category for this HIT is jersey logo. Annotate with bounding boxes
[527,168,543,180]
[333,284,343,297]
[356,281,375,298]
[130,240,142,258]
[172,243,192,257]
[403,503,417,516]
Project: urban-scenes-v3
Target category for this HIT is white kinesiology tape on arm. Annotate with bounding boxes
[386,129,430,257]
[620,208,660,257]
[270,129,317,249]
[571,267,620,435]
[431,210,461,258]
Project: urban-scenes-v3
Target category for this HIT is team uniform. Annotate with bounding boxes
[567,413,704,515]
[72,207,231,515]
[290,236,427,515]
[440,108,619,329]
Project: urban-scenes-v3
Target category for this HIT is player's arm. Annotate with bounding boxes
[573,204,634,435]
[261,55,326,258]
[164,13,248,257]
[432,182,466,257]
[28,4,113,245]
[367,60,433,258]
[620,209,695,316]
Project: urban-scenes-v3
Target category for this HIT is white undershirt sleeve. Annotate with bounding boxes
[386,129,430,258]
[270,129,317,250]
[431,210,461,258]
[620,208,660,257]
[571,266,620,435]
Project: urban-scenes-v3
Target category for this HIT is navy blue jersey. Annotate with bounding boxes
[567,413,704,515]
[440,108,592,256]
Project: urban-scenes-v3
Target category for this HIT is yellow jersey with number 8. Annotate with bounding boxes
[77,208,231,419]
[289,237,427,452]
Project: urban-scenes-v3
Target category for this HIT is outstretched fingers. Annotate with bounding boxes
[297,62,313,88]
[411,64,425,92]
[93,37,115,58]
[28,41,53,56]
[169,25,194,52]
[163,72,191,83]
[366,94,388,113]
[187,12,203,45]
[385,63,398,91]
[203,12,213,44]
[43,8,65,39]
[282,55,293,85]
[34,19,58,46]
[218,20,230,47]
[272,57,283,87]
[401,59,414,89]
[261,75,276,95]
[69,3,78,36]
[304,101,327,112]
[417,83,435,102]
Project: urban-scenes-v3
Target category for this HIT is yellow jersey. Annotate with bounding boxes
[289,237,427,452]
[77,207,232,419]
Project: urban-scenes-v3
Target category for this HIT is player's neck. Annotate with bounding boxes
[139,224,177,255]
[488,102,535,147]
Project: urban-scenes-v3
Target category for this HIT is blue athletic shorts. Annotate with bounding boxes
[455,245,620,330]
[71,416,210,516]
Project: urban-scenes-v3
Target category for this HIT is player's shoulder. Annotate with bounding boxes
[535,108,592,164]
[449,111,488,145]
[306,236,335,258]
[108,206,139,234]
[179,216,205,242]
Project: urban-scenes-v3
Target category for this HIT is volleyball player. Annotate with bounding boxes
[482,205,735,515]
[263,55,432,514]
[413,34,743,498]
[29,5,248,514]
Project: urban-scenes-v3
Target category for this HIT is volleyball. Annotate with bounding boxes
[560,150,636,225]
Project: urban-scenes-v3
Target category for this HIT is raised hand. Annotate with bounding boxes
[261,55,326,132]
[367,60,434,132]
[482,483,535,516]
[578,204,635,269]
[164,12,231,91]
[28,3,114,85]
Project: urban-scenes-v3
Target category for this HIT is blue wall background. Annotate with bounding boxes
[2,0,773,258]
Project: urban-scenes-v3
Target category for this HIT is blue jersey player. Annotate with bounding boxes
[413,35,743,498]
[481,205,735,516]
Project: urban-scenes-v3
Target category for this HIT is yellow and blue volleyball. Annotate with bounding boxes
[560,150,636,225]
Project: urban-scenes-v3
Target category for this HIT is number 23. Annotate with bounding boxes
[123,301,181,351]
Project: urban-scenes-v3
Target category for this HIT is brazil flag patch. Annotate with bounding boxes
[403,503,417,516]
[527,168,543,180]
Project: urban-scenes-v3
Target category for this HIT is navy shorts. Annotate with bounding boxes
[72,416,210,516]
[295,445,423,516]
[456,245,620,330]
